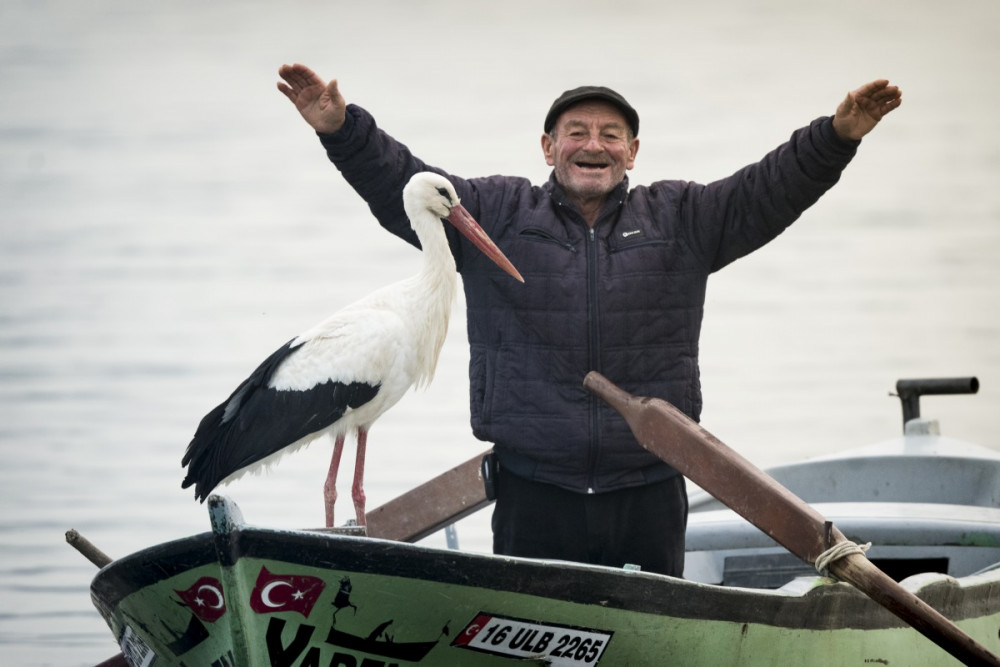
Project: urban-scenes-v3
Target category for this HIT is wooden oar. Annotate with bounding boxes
[366,449,492,542]
[65,530,130,667]
[583,371,1000,667]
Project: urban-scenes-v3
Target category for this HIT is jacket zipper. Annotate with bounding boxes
[586,226,599,494]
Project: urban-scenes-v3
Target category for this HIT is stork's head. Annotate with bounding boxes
[404,172,524,283]
[404,172,462,220]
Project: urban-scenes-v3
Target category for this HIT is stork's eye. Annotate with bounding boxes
[435,186,452,204]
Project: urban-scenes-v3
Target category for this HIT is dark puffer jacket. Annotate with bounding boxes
[320,104,859,494]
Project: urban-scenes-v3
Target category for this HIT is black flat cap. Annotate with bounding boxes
[544,85,639,137]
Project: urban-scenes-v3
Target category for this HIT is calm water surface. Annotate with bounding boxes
[2,1,999,664]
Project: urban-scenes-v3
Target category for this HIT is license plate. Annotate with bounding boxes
[453,612,613,665]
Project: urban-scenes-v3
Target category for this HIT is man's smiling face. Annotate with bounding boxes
[542,100,639,214]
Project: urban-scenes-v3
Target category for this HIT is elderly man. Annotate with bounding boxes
[277,64,901,576]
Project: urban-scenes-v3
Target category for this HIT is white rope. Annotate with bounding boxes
[815,540,871,576]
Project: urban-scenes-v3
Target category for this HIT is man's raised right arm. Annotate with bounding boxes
[276,64,444,248]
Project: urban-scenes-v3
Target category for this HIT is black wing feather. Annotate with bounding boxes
[180,339,380,501]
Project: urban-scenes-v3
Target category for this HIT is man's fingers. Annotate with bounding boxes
[856,78,890,96]
[278,63,324,93]
[855,80,901,106]
[327,79,341,101]
[880,95,902,115]
[870,85,901,103]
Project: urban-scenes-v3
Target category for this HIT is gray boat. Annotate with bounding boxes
[685,376,1000,589]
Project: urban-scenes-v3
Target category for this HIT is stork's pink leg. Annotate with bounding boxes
[325,434,347,528]
[352,428,368,526]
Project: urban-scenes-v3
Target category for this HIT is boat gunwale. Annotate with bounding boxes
[91,525,1000,633]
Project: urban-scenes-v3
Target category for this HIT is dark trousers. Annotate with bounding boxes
[491,470,688,577]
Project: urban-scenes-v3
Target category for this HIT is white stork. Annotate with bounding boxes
[181,172,523,527]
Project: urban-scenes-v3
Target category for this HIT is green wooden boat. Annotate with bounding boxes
[83,378,1000,665]
[91,498,1000,666]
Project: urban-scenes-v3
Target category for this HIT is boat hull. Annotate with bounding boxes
[90,498,1000,667]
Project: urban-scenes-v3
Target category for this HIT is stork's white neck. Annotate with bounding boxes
[405,209,458,387]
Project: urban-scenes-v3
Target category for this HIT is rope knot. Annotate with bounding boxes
[814,540,871,577]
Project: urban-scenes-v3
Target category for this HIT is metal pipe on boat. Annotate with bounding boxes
[895,376,979,426]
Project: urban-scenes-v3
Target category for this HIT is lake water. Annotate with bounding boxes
[2,0,999,664]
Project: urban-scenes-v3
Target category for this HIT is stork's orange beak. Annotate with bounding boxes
[446,204,524,283]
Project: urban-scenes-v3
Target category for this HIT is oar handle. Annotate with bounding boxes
[65,529,112,568]
[65,531,127,667]
[583,371,1000,667]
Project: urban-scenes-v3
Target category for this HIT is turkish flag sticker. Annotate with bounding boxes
[174,576,227,623]
[249,566,326,618]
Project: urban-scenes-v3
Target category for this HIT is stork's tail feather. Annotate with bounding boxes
[180,340,301,500]
[180,470,212,503]
[180,336,383,505]
[180,398,233,501]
